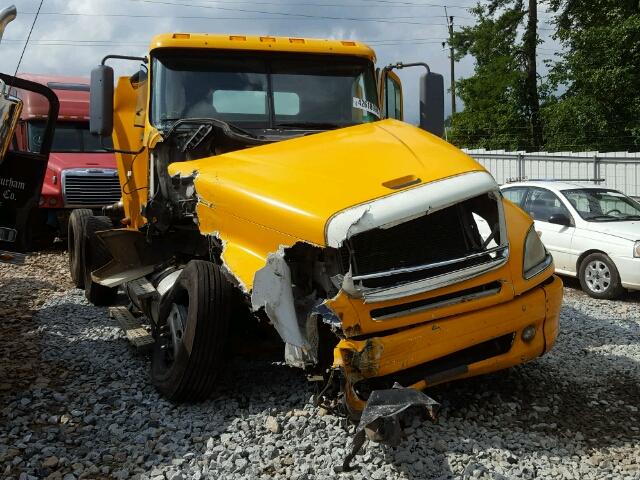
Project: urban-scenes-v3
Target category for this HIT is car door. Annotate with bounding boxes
[523,187,576,272]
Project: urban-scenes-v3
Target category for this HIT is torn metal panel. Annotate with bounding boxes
[251,247,308,348]
[338,385,440,472]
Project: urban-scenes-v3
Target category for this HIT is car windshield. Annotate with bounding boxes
[28,121,112,153]
[562,188,640,221]
[150,50,379,131]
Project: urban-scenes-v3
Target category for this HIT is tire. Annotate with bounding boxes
[83,216,118,306]
[151,260,232,402]
[578,253,625,299]
[68,209,93,288]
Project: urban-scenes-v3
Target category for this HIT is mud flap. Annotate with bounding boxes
[337,385,440,472]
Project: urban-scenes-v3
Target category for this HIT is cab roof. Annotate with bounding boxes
[149,33,376,62]
[15,73,90,120]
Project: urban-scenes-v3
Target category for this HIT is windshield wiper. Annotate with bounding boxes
[275,122,356,130]
[620,214,640,220]
[586,215,622,222]
[162,117,262,140]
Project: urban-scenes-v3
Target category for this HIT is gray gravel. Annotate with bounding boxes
[1,253,640,479]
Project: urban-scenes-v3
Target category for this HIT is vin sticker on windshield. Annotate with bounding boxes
[353,97,380,118]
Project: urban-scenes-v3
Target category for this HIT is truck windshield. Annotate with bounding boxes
[151,51,379,130]
[562,188,640,221]
[28,121,112,153]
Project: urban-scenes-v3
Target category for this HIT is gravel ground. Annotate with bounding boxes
[1,251,639,480]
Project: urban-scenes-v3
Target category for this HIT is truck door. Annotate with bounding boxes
[379,70,403,121]
[0,74,59,261]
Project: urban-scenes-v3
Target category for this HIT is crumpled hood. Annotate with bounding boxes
[584,220,640,242]
[168,119,487,245]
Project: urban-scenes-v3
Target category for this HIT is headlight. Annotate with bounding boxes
[523,226,552,279]
[634,241,640,258]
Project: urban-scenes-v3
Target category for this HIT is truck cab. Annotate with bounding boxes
[11,74,117,248]
[74,33,562,427]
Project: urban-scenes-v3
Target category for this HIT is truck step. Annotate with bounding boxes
[109,306,155,354]
[128,277,159,301]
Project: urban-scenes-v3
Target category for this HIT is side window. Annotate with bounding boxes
[526,188,571,223]
[384,73,402,120]
[502,187,528,207]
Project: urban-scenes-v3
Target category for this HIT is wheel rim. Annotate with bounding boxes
[585,260,611,293]
[159,303,187,365]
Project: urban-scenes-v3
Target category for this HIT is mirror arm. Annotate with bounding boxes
[384,62,431,75]
[102,54,148,66]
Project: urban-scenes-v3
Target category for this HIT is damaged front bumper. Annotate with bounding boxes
[333,274,563,414]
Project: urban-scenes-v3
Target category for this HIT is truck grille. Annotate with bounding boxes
[62,169,120,207]
[340,192,509,301]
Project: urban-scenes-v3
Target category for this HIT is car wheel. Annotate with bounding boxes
[83,215,118,306]
[578,253,624,299]
[151,260,232,402]
[68,209,93,288]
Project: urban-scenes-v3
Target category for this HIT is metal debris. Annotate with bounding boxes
[337,385,440,472]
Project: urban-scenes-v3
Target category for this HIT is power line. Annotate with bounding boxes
[124,0,475,9]
[126,0,459,25]
[14,0,44,76]
[18,10,457,26]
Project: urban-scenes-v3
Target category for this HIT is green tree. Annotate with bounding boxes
[543,0,640,151]
[449,1,542,150]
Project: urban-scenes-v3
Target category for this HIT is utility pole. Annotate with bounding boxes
[523,0,543,148]
[445,7,456,115]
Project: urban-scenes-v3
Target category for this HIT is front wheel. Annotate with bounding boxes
[151,260,232,402]
[578,253,624,299]
[68,209,93,288]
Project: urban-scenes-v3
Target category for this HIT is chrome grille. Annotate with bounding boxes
[62,168,120,207]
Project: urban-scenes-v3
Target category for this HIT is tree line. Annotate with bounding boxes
[448,0,640,152]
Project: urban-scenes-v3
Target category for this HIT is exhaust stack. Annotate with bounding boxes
[0,5,17,44]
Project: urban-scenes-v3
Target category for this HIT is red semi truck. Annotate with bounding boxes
[10,74,118,248]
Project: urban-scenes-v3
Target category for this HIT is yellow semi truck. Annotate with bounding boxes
[72,33,562,422]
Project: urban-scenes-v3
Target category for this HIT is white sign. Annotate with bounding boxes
[352,97,380,118]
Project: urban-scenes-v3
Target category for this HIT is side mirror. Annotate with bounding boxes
[548,213,572,227]
[0,78,23,164]
[90,65,114,136]
[419,72,445,137]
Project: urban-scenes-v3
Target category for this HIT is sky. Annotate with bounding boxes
[0,0,562,124]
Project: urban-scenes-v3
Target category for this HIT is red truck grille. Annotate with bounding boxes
[62,168,121,208]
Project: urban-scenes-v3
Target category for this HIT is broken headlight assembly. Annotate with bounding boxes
[523,226,552,279]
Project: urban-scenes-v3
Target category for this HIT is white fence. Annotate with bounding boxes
[464,149,640,197]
